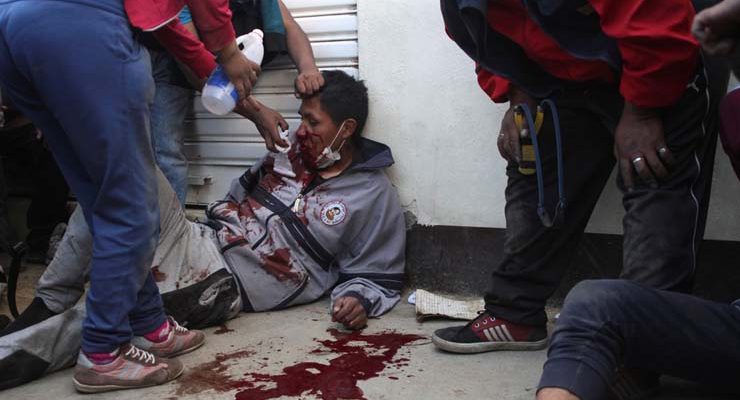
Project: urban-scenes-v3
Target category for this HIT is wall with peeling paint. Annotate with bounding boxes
[357,0,740,241]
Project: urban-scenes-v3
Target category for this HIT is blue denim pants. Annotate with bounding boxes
[149,49,193,206]
[540,280,740,399]
[0,0,166,353]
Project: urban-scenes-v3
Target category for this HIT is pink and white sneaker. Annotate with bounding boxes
[73,344,183,393]
[132,317,206,358]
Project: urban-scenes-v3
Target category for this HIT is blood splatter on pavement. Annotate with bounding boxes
[174,329,426,399]
[214,324,235,335]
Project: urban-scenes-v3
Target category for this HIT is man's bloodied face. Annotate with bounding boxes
[296,95,341,170]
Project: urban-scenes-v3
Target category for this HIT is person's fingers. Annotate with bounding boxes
[657,145,676,167]
[701,33,736,55]
[631,154,657,187]
[691,13,710,40]
[509,128,523,164]
[295,77,307,96]
[317,73,325,89]
[277,117,289,132]
[341,305,365,324]
[497,131,508,160]
[268,122,286,150]
[619,157,635,191]
[645,151,668,181]
[309,76,321,94]
[260,125,277,152]
[332,299,352,322]
[346,314,367,330]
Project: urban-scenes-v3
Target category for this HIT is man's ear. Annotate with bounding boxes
[340,119,357,140]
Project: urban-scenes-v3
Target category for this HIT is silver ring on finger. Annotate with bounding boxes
[657,146,668,156]
[631,156,644,166]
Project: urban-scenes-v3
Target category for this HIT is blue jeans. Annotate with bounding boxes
[149,49,193,206]
[0,0,166,353]
[539,280,740,399]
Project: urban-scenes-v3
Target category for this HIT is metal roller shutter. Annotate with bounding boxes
[184,0,359,205]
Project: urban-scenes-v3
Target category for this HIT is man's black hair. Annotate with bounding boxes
[318,70,369,138]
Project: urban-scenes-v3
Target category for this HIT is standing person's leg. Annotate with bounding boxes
[1,168,213,338]
[433,88,619,353]
[149,50,193,206]
[0,0,188,391]
[619,64,717,291]
[538,280,740,400]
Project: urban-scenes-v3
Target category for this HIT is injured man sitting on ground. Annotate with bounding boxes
[0,70,405,384]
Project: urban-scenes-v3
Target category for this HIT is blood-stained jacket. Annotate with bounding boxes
[207,137,406,316]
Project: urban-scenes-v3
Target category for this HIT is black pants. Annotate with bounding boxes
[485,64,721,326]
[0,123,69,252]
[538,279,740,399]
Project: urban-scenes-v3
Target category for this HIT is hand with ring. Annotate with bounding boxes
[614,102,676,191]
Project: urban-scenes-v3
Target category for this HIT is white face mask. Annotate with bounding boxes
[315,121,347,169]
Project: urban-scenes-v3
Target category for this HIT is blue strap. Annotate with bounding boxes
[515,100,566,227]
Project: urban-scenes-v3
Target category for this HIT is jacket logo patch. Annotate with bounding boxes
[321,201,347,226]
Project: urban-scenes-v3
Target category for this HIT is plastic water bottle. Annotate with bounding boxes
[201,29,264,115]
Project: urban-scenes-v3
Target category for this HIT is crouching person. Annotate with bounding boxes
[0,70,406,388]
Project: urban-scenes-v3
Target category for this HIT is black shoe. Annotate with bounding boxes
[432,311,548,353]
[0,297,57,337]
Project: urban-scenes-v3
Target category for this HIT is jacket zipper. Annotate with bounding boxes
[251,213,279,250]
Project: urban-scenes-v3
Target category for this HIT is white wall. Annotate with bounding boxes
[357,0,740,241]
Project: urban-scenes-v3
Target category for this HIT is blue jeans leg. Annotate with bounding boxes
[0,0,166,353]
[539,280,740,399]
[149,50,193,206]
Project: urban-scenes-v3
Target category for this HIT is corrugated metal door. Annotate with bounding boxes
[184,0,359,205]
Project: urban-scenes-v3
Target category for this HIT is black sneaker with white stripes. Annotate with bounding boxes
[432,311,547,353]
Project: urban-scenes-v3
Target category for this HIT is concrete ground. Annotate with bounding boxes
[0,262,735,400]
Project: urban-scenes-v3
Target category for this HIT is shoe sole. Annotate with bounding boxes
[431,334,548,354]
[72,365,184,394]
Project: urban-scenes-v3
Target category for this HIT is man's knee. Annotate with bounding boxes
[561,280,634,322]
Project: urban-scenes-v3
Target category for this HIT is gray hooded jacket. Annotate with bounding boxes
[207,137,406,316]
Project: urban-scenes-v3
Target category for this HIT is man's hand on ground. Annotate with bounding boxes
[219,42,261,102]
[614,102,674,191]
[295,69,324,98]
[234,99,289,152]
[692,0,740,55]
[498,86,537,163]
[332,296,368,330]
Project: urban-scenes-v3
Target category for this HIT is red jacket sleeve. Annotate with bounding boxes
[587,0,698,108]
[186,0,236,53]
[477,66,511,103]
[152,20,218,79]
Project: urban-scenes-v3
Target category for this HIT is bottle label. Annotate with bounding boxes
[207,65,240,103]
[208,65,230,88]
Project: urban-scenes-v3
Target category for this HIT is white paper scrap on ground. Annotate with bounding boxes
[414,289,485,322]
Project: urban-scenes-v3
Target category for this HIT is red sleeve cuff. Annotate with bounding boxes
[477,67,511,103]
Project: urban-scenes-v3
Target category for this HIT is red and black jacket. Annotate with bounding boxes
[442,0,705,108]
